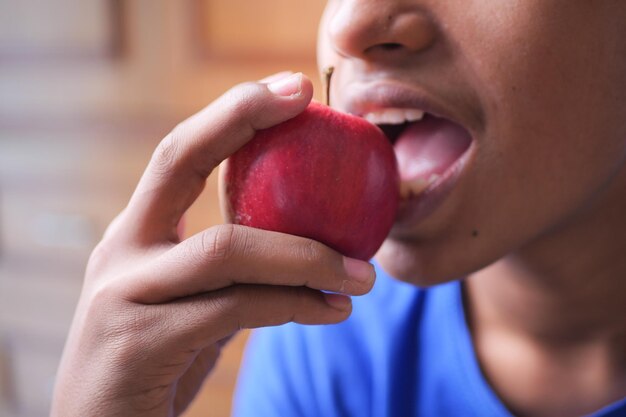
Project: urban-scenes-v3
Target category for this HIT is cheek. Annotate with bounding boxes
[464,3,626,216]
[457,0,626,147]
[378,2,626,283]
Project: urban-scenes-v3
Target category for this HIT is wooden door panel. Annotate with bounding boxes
[0,1,325,416]
[194,0,325,59]
[0,0,121,59]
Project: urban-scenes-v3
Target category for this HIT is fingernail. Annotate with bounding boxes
[343,257,375,283]
[323,293,352,310]
[267,72,302,97]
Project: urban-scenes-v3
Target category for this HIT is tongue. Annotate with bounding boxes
[394,115,472,181]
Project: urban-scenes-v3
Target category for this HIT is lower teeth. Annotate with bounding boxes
[399,174,440,199]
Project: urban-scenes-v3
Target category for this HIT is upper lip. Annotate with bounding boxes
[338,80,476,132]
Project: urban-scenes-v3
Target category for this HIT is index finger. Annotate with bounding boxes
[121,224,376,304]
[121,73,313,244]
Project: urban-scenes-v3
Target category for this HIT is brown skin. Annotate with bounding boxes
[50,74,376,416]
[319,0,626,416]
[53,1,626,416]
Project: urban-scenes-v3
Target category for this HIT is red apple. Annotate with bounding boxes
[219,101,399,261]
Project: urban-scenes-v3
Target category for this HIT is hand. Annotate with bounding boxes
[50,73,376,417]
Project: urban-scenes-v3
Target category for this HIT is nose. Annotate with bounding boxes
[326,0,437,61]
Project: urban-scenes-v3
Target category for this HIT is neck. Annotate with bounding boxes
[465,172,626,416]
[469,180,626,344]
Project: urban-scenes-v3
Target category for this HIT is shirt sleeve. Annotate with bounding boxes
[232,324,320,417]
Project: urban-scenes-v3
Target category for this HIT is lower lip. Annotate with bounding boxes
[392,139,476,228]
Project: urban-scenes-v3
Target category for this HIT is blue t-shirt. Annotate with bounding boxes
[233,262,626,417]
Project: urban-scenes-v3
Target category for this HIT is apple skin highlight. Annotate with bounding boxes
[220,101,399,261]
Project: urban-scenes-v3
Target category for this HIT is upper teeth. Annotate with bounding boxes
[363,108,425,125]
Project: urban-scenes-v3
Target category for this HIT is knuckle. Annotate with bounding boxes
[85,236,135,283]
[86,240,115,278]
[228,82,266,109]
[223,82,269,124]
[101,209,126,240]
[209,290,239,315]
[86,283,163,355]
[201,224,239,264]
[297,238,325,265]
[83,284,129,340]
[203,288,242,329]
[87,277,140,323]
[151,127,184,176]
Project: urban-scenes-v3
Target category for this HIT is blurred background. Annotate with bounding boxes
[0,1,325,416]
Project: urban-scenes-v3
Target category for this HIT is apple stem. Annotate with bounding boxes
[323,66,335,107]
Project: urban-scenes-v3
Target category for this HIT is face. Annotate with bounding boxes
[318,0,626,284]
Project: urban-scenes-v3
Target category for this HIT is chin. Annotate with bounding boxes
[374,237,470,287]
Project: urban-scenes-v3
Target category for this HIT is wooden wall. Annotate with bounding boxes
[0,1,326,416]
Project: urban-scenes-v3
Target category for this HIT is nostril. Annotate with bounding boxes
[364,42,404,56]
[380,43,403,50]
[326,5,436,60]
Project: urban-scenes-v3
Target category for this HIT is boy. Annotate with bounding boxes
[51,1,626,416]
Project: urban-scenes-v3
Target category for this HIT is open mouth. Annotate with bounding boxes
[363,108,473,200]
